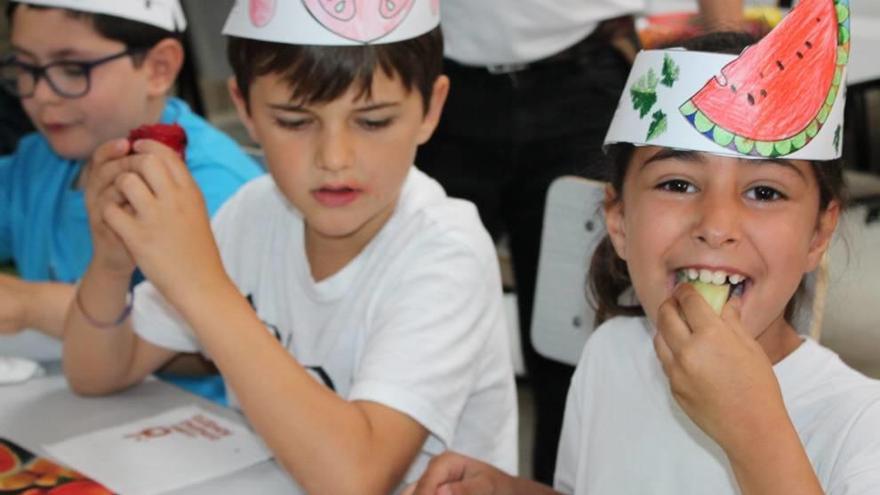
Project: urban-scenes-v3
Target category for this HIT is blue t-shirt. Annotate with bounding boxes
[0,97,263,282]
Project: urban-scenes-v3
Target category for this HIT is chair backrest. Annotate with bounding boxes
[820,199,880,377]
[531,176,607,365]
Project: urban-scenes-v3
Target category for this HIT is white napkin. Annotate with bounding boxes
[45,406,272,495]
[0,356,45,385]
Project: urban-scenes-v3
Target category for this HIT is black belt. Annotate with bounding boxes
[448,15,636,75]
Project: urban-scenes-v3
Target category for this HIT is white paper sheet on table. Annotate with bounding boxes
[44,406,272,495]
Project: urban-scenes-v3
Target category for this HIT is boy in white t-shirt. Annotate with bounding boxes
[62,1,517,493]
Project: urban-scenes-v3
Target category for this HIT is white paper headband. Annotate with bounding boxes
[223,0,441,46]
[11,0,187,32]
[605,0,851,160]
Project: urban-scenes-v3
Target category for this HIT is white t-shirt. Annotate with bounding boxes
[440,0,645,66]
[555,316,880,495]
[132,168,518,491]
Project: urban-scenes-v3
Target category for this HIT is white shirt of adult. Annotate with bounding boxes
[440,0,645,66]
[131,168,519,492]
[555,316,880,494]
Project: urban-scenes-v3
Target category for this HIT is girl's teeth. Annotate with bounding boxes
[699,269,713,283]
[687,268,699,280]
[680,268,747,286]
[711,271,727,285]
[729,274,744,285]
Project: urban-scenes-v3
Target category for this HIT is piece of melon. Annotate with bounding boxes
[680,0,851,157]
[690,281,730,315]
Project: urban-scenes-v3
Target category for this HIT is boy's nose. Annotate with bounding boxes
[30,75,60,103]
[317,128,354,172]
[692,193,742,248]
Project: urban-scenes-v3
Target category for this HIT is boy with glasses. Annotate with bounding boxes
[0,1,262,395]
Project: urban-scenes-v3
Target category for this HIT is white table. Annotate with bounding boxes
[0,366,299,494]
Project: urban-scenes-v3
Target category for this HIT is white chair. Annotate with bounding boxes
[820,199,880,377]
[531,176,608,366]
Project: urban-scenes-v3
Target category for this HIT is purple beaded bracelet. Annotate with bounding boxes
[75,287,134,329]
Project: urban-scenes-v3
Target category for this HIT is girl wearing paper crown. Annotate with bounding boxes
[0,2,261,389]
[63,1,517,493]
[409,1,880,494]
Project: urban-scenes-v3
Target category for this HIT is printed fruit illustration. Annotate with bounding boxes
[302,0,416,43]
[0,443,20,477]
[128,123,188,159]
[681,0,850,157]
[690,281,730,315]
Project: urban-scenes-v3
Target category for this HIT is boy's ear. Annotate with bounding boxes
[415,75,450,145]
[227,77,259,144]
[805,200,841,272]
[143,38,184,97]
[604,185,628,260]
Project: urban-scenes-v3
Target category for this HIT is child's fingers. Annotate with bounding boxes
[408,454,468,495]
[656,297,692,353]
[127,153,177,199]
[102,201,138,246]
[114,171,156,217]
[91,138,131,167]
[131,139,193,188]
[673,283,719,333]
[653,330,675,374]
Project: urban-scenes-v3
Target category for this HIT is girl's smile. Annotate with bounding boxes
[605,146,839,359]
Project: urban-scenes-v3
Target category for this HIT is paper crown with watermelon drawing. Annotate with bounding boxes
[605,0,851,160]
[9,0,187,31]
[222,0,440,46]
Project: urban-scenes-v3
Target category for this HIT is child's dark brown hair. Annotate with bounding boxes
[589,31,847,327]
[226,27,443,114]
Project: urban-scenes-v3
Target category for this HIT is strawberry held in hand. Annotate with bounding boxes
[128,123,188,159]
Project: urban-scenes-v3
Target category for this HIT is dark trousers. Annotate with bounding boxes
[416,41,630,483]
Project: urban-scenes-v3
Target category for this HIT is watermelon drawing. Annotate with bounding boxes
[680,0,850,157]
[0,442,20,477]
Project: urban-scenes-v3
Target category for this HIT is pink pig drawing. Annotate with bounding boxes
[303,0,416,43]
[249,0,277,27]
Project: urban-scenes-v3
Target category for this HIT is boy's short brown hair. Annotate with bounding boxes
[5,4,182,65]
[226,27,443,113]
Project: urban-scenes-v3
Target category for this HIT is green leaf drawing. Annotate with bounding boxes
[833,125,842,154]
[630,69,659,118]
[661,55,679,88]
[647,110,668,141]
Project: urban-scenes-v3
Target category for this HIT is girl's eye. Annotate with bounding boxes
[358,117,393,130]
[745,185,786,201]
[657,179,697,194]
[274,117,311,130]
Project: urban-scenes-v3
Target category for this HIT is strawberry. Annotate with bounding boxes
[128,123,188,159]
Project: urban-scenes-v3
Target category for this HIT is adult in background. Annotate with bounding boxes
[417,0,743,483]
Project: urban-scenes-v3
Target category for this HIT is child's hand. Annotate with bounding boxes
[99,139,228,305]
[653,283,789,455]
[403,452,518,495]
[85,138,138,277]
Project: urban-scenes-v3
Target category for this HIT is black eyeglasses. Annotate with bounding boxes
[0,48,141,99]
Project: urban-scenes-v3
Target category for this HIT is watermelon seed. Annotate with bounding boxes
[796,51,804,59]
[805,40,813,49]
[760,89,768,98]
[731,85,737,93]
[776,60,785,71]
[747,93,755,105]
